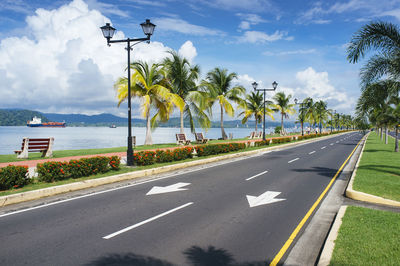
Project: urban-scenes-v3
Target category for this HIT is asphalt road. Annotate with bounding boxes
[0,132,364,266]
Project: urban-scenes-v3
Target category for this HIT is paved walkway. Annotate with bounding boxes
[0,135,302,169]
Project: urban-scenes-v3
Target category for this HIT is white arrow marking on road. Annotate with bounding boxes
[246,191,286,208]
[146,182,191,195]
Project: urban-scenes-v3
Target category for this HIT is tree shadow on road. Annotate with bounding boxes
[85,245,275,266]
[292,166,339,179]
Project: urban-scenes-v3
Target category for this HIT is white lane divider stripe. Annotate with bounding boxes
[309,151,316,154]
[246,170,269,181]
[103,202,193,239]
[288,158,300,164]
[330,143,334,145]
[321,146,326,149]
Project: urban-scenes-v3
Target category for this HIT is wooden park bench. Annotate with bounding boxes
[176,133,191,145]
[14,137,54,159]
[248,131,256,139]
[195,132,209,144]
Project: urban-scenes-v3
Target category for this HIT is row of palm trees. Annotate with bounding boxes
[114,52,246,145]
[347,21,400,152]
[114,51,354,145]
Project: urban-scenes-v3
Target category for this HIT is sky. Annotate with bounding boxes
[1,0,400,120]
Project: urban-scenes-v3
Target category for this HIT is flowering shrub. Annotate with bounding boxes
[0,165,30,190]
[155,150,174,163]
[109,156,120,170]
[195,143,245,156]
[254,139,271,147]
[133,151,156,166]
[37,156,121,183]
[37,161,69,182]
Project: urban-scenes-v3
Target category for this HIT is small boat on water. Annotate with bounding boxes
[27,116,66,127]
[109,124,117,128]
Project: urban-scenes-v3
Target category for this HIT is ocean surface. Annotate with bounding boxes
[0,126,297,155]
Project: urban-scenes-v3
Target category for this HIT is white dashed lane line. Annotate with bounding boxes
[321,146,326,149]
[309,151,316,154]
[288,158,300,163]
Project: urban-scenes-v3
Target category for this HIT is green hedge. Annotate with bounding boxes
[195,143,246,156]
[37,156,120,183]
[0,165,30,190]
[134,147,194,166]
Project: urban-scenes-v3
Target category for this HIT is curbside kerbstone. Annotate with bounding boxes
[317,205,348,266]
[345,132,400,207]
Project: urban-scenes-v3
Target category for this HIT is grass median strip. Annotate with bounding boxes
[353,132,400,202]
[330,206,400,265]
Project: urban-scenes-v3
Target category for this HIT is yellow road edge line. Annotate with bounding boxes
[269,136,364,266]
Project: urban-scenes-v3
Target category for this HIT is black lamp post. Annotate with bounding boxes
[252,81,278,141]
[100,20,156,166]
[294,98,305,136]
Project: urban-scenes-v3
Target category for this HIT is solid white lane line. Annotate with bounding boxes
[321,146,326,149]
[246,170,269,181]
[309,151,316,154]
[103,202,193,240]
[288,158,300,163]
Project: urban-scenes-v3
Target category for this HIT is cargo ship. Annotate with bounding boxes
[27,116,66,127]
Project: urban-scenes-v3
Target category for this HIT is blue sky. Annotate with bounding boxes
[1,0,400,120]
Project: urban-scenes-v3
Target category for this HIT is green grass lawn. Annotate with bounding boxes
[353,132,400,202]
[330,206,400,266]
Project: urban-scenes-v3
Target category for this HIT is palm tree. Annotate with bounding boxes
[303,97,316,133]
[162,51,210,134]
[272,92,296,135]
[115,61,184,145]
[202,67,245,139]
[347,21,400,87]
[239,91,274,132]
[314,100,328,133]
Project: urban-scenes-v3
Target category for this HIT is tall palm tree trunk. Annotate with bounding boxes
[255,116,258,132]
[180,110,184,134]
[395,125,399,152]
[281,113,284,135]
[380,127,383,141]
[220,104,227,139]
[145,111,153,145]
[385,125,388,144]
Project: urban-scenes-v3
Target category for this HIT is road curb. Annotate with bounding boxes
[317,205,348,266]
[0,132,350,207]
[345,132,400,207]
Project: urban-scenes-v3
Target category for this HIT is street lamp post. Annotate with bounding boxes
[100,20,156,166]
[294,98,305,136]
[252,81,278,141]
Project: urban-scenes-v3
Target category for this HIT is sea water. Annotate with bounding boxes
[0,126,296,155]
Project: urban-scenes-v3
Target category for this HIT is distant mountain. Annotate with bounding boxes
[0,109,49,126]
[0,108,297,128]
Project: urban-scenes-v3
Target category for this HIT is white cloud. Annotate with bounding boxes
[0,0,190,116]
[236,13,268,30]
[263,49,316,56]
[152,17,225,36]
[294,67,355,111]
[380,9,400,20]
[238,30,292,43]
[178,41,197,64]
[239,21,251,30]
[195,0,274,11]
